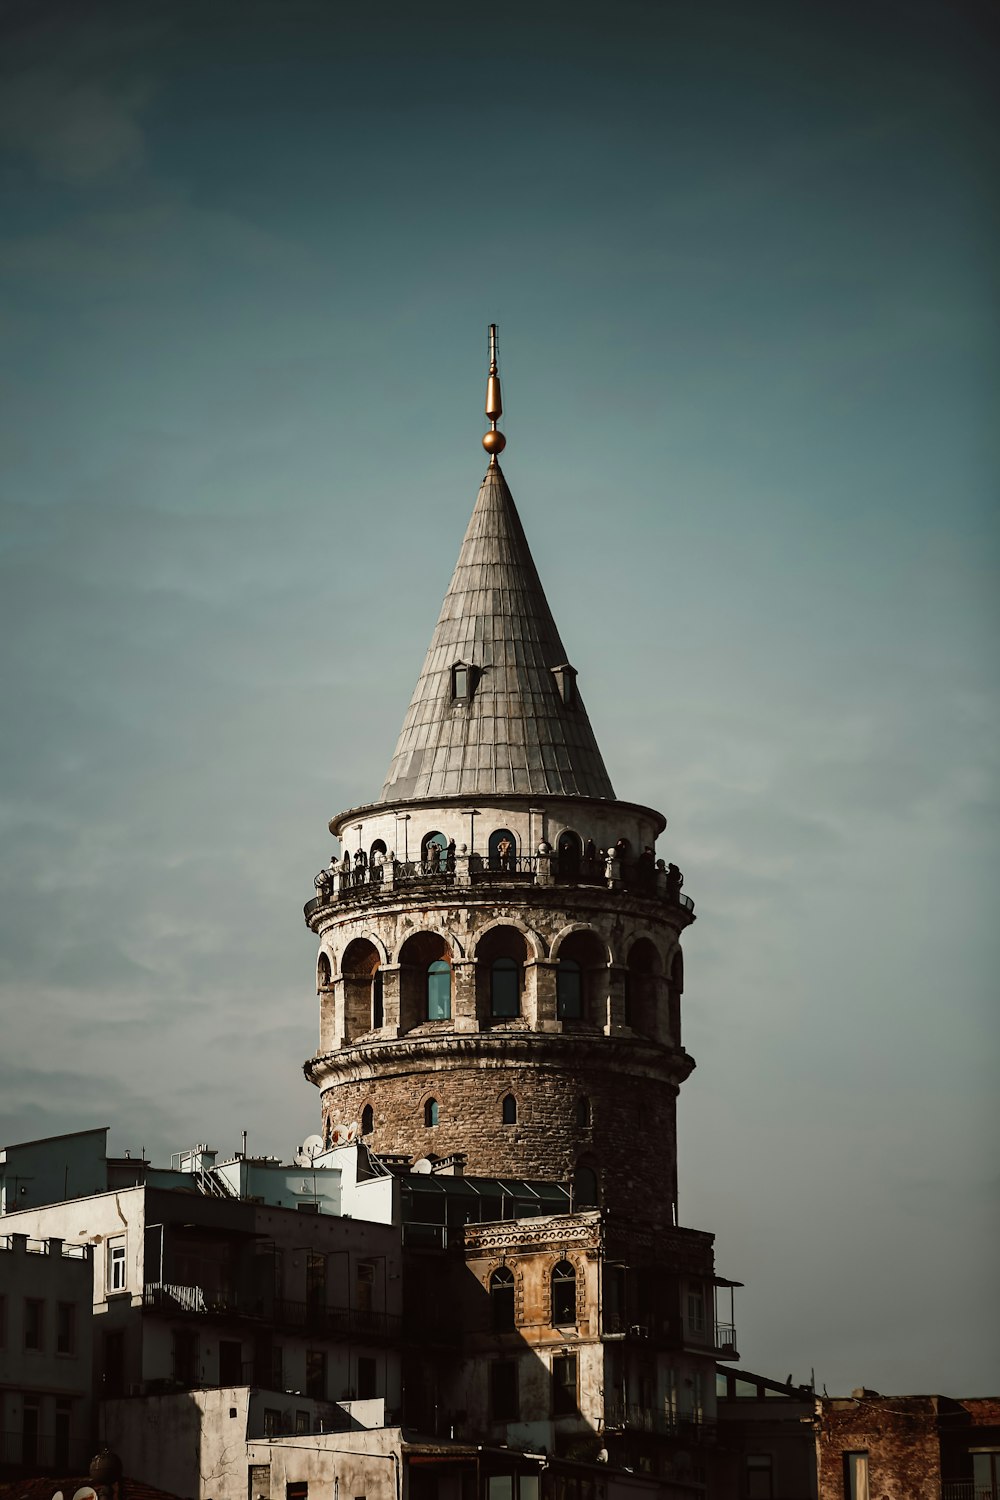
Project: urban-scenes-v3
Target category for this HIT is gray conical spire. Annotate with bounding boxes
[378,459,615,804]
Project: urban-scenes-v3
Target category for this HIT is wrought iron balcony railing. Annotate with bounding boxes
[603,1402,715,1442]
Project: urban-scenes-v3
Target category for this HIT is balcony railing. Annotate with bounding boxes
[273,1298,402,1341]
[604,1402,714,1442]
[0,1429,92,1470]
[715,1322,738,1357]
[143,1282,251,1318]
[307,854,694,919]
[943,1485,998,1500]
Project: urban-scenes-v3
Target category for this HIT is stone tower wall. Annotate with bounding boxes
[306,869,693,1227]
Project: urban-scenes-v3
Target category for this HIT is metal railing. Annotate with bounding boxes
[272,1298,402,1340]
[307,856,695,918]
[715,1322,738,1355]
[143,1282,249,1318]
[603,1402,714,1442]
[943,1485,997,1500]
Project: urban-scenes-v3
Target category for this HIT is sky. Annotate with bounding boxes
[1,0,997,1397]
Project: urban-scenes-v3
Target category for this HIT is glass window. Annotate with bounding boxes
[844,1452,870,1500]
[427,960,451,1019]
[371,971,384,1028]
[551,1261,577,1326]
[501,1093,517,1124]
[488,1479,513,1500]
[491,958,520,1016]
[306,1348,326,1399]
[746,1454,773,1500]
[573,1165,598,1207]
[424,1098,439,1127]
[490,1267,516,1331]
[575,1097,591,1127]
[490,1360,519,1421]
[557,959,582,1018]
[452,664,471,700]
[108,1238,127,1293]
[553,1354,578,1415]
[23,1298,43,1350]
[57,1301,75,1354]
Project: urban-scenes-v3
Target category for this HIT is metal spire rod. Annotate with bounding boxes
[482,323,506,457]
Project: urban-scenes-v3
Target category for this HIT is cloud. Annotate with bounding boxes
[0,72,147,184]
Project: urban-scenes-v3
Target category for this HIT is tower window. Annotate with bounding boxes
[573,1165,598,1208]
[575,1097,591,1128]
[426,960,451,1020]
[372,969,384,1028]
[551,1261,577,1326]
[552,664,578,708]
[491,957,520,1017]
[424,1098,439,1127]
[556,959,582,1019]
[451,662,476,702]
[361,1104,374,1136]
[490,1267,515,1330]
[501,1094,517,1125]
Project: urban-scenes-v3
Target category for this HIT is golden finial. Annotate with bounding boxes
[482,323,506,456]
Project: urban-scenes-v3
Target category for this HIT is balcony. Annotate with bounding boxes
[306,854,694,922]
[943,1486,998,1500]
[715,1322,739,1359]
[272,1298,402,1341]
[143,1282,257,1319]
[604,1402,715,1443]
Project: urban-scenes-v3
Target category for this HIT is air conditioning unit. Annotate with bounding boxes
[629,1325,649,1339]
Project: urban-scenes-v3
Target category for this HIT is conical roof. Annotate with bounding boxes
[378,459,615,804]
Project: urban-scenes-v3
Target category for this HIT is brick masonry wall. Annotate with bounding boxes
[816,1397,942,1500]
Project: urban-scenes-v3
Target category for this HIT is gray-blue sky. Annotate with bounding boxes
[1,0,997,1394]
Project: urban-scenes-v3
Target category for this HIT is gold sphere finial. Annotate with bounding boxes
[483,323,505,456]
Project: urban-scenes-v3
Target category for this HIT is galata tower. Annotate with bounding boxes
[304,328,695,1228]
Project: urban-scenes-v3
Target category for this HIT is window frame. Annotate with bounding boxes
[490,1266,516,1332]
[108,1237,127,1294]
[551,1261,577,1327]
[490,957,520,1017]
[56,1300,76,1355]
[426,959,452,1020]
[552,1353,578,1416]
[556,958,583,1019]
[23,1297,44,1351]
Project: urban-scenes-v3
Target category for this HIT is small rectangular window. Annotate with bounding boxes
[57,1301,75,1354]
[844,1452,870,1500]
[108,1237,127,1293]
[295,1410,310,1435]
[263,1409,280,1438]
[286,1484,308,1500]
[357,1355,377,1399]
[746,1454,773,1500]
[490,1360,519,1421]
[24,1298,43,1350]
[552,1354,578,1416]
[306,1348,326,1399]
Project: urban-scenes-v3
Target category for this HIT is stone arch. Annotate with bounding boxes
[626,936,663,1039]
[573,1159,600,1209]
[398,931,454,1032]
[474,924,529,1025]
[360,1102,374,1137]
[341,938,382,1042]
[550,923,614,966]
[487,826,519,871]
[552,925,611,1027]
[317,952,332,991]
[471,917,544,963]
[500,1092,517,1125]
[556,828,582,879]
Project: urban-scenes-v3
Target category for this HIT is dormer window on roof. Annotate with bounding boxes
[451,661,477,704]
[552,664,578,709]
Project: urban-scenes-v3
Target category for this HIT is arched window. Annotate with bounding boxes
[490,1267,515,1331]
[488,828,517,872]
[422,832,447,874]
[426,960,451,1021]
[491,957,520,1018]
[557,830,582,879]
[424,1098,439,1127]
[551,1260,577,1326]
[501,1094,517,1125]
[361,1104,374,1137]
[371,969,384,1029]
[369,838,387,863]
[573,1165,598,1208]
[575,1097,591,1129]
[317,953,331,991]
[556,959,582,1019]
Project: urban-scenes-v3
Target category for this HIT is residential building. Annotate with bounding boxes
[0,1231,93,1473]
[814,1391,1000,1500]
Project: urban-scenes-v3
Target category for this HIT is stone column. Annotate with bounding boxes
[379,964,403,1037]
[319,977,347,1052]
[452,958,477,1030]
[533,959,559,1030]
[605,965,629,1034]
